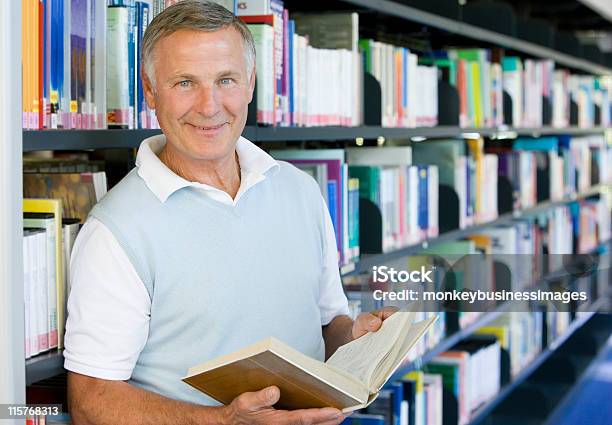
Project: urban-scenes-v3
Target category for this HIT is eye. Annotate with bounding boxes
[219,78,234,85]
[177,80,192,88]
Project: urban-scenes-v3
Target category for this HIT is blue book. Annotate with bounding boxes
[402,48,408,118]
[50,0,66,127]
[418,166,429,237]
[465,157,474,218]
[365,389,393,424]
[328,180,339,247]
[341,414,385,425]
[128,0,136,129]
[390,381,404,425]
[288,19,294,126]
[136,1,149,128]
[513,136,559,152]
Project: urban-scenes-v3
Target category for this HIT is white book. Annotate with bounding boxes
[23,232,32,359]
[24,215,58,350]
[28,231,40,356]
[34,231,49,352]
[407,166,420,245]
[248,23,275,125]
[423,374,443,425]
[407,52,418,128]
[94,0,107,128]
[385,43,393,126]
[106,5,130,128]
[427,165,439,238]
[62,219,81,304]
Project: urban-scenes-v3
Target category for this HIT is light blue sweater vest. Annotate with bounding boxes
[89,161,329,405]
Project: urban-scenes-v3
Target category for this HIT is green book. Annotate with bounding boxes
[349,165,380,205]
[359,39,373,73]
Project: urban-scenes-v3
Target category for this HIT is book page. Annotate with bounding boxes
[371,315,438,391]
[325,312,413,387]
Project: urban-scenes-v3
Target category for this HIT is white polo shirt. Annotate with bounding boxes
[63,135,349,380]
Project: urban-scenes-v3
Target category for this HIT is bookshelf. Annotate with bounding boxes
[1,0,26,416]
[354,184,607,274]
[23,238,610,389]
[339,0,612,75]
[385,239,610,379]
[8,0,612,423]
[22,127,611,151]
[468,298,607,425]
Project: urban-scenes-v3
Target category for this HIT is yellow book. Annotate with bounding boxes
[476,326,509,349]
[23,199,65,349]
[404,370,424,393]
[471,62,483,127]
[466,138,484,222]
[183,312,437,412]
[466,234,492,255]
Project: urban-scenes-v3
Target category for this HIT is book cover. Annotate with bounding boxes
[183,312,437,412]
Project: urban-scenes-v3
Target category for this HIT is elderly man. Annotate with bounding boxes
[65,1,392,424]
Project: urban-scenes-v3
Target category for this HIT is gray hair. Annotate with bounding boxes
[142,0,256,88]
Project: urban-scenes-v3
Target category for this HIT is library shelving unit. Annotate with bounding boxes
[22,126,612,151]
[4,0,612,423]
[1,0,26,417]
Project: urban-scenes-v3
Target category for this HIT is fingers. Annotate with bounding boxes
[234,386,280,412]
[376,305,399,320]
[315,416,347,425]
[283,407,344,425]
[352,312,383,339]
[352,307,400,339]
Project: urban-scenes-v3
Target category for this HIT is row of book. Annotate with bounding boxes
[430,52,612,129]
[21,163,107,359]
[275,135,611,264]
[344,193,610,335]
[23,200,76,358]
[22,0,612,130]
[342,310,587,425]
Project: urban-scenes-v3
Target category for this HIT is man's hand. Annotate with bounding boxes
[351,306,398,339]
[225,386,346,425]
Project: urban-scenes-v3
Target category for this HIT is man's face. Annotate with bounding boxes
[143,27,254,164]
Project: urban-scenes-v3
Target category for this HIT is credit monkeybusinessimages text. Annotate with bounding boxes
[372,288,588,303]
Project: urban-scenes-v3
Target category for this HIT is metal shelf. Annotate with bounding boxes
[22,126,608,151]
[343,0,612,76]
[469,300,606,425]
[25,350,64,385]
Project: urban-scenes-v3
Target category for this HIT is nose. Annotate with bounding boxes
[194,85,221,118]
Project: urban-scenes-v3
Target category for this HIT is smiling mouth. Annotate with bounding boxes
[188,123,226,131]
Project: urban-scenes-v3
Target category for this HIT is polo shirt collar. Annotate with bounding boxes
[135,134,279,203]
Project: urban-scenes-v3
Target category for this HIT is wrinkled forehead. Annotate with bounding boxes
[151,27,250,69]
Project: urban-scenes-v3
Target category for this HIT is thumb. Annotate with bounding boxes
[241,386,280,411]
[352,313,382,339]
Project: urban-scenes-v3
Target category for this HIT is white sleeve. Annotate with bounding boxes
[63,217,151,380]
[318,194,350,326]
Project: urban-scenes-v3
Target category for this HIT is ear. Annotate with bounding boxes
[141,65,157,110]
[247,65,256,104]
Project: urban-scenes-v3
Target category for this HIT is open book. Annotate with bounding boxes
[182,312,437,412]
